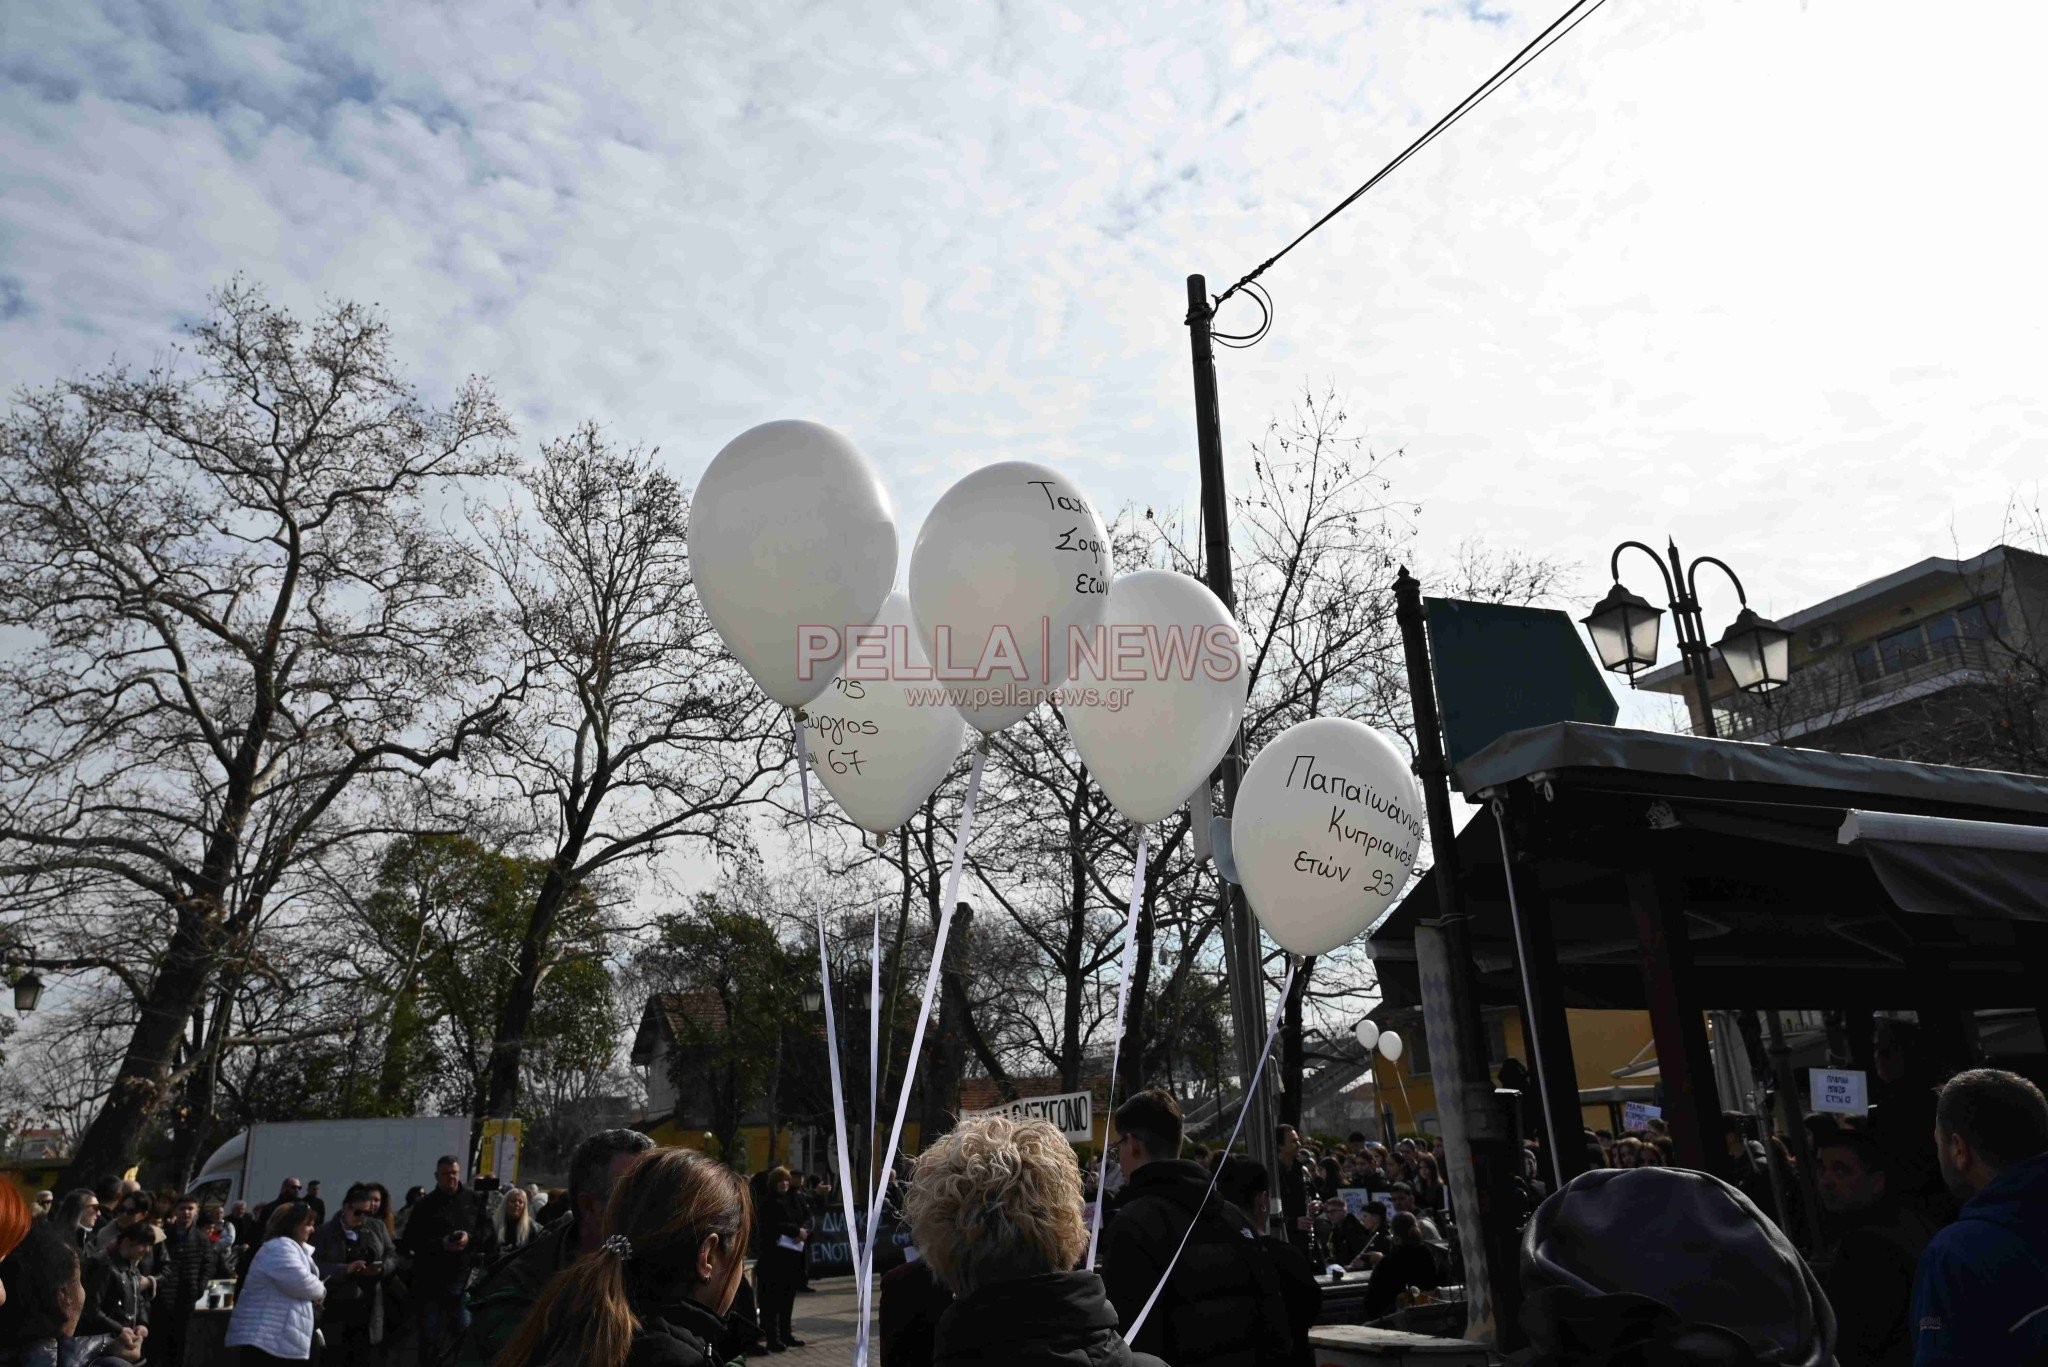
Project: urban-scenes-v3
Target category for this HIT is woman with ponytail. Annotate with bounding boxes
[496,1149,751,1367]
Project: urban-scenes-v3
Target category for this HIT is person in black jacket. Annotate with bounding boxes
[1275,1126,1314,1255]
[1100,1088,1292,1367]
[313,1185,401,1367]
[1359,1213,1439,1322]
[906,1111,1167,1367]
[154,1194,235,1367]
[753,1167,810,1353]
[78,1222,155,1338]
[879,1253,952,1367]
[496,1148,751,1367]
[401,1155,498,1366]
[1213,1157,1320,1367]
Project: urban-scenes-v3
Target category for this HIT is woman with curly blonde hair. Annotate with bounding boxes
[496,1149,750,1367]
[904,1113,1167,1367]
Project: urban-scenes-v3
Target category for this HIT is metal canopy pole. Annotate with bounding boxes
[1187,274,1278,1198]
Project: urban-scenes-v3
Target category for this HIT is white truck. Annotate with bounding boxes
[190,1117,473,1213]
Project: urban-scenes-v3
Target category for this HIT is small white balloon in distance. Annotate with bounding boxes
[692,420,897,709]
[803,592,969,834]
[1233,716,1425,956]
[1354,1018,1380,1052]
[908,460,1112,735]
[1378,1030,1404,1063]
[1066,570,1248,825]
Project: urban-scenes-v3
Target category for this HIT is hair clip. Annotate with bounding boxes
[602,1234,634,1261]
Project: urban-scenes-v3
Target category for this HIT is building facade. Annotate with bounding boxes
[1642,545,2048,769]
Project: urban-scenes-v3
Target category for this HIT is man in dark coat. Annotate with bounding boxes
[1213,1158,1320,1367]
[879,1252,953,1367]
[457,1127,654,1367]
[401,1154,497,1366]
[1909,1068,2048,1366]
[1811,1128,1929,1367]
[1100,1089,1292,1367]
[155,1193,236,1367]
[1274,1125,1314,1255]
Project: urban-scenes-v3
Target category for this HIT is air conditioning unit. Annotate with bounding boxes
[1807,622,1843,651]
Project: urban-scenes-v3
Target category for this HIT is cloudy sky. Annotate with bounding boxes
[6,0,2047,727]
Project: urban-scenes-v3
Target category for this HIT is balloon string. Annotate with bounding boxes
[791,710,857,1306]
[854,745,987,1367]
[790,712,817,857]
[1127,955,1298,1342]
[1088,825,1148,1269]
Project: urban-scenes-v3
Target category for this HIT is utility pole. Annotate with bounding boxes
[1186,274,1279,1202]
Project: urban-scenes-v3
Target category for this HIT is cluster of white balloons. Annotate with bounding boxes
[1354,1016,1404,1063]
[689,418,1426,951]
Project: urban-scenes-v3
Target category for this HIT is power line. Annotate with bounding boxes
[1213,0,1615,315]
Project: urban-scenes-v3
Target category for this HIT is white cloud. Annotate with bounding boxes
[4,0,2046,685]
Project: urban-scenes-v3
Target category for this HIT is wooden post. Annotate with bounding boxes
[1493,806,1587,1190]
[1625,863,1722,1168]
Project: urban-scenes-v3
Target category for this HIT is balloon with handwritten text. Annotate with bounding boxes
[1233,716,1424,955]
[1065,570,1248,824]
[802,591,970,833]
[693,420,897,709]
[908,461,1113,734]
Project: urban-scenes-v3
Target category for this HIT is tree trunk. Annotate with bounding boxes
[918,905,977,1152]
[1059,773,1088,1092]
[482,854,579,1121]
[66,896,221,1184]
[1279,956,1314,1128]
[1121,870,1158,1103]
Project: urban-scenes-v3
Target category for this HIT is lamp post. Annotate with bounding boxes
[1582,540,1792,738]
[5,943,43,1014]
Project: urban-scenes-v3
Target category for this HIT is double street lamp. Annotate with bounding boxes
[1582,540,1792,738]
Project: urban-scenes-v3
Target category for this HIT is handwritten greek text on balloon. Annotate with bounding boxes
[1235,717,1424,956]
[1284,753,1424,843]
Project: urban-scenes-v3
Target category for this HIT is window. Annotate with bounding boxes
[1923,613,1960,662]
[1852,644,1882,684]
[1878,625,1927,675]
[1406,1028,1430,1077]
[1958,598,2005,640]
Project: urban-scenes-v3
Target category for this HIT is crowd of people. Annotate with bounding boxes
[0,1059,2043,1367]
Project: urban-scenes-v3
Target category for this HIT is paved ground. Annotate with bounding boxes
[774,1277,874,1367]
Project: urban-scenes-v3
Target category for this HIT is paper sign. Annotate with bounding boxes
[1622,1101,1662,1132]
[1809,1068,1869,1116]
[1338,1188,1374,1220]
[963,1089,1093,1143]
[776,1234,805,1253]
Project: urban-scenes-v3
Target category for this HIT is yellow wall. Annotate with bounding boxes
[1357,1009,1662,1138]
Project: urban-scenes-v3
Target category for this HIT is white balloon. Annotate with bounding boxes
[1234,716,1425,956]
[692,420,897,708]
[1065,570,1248,825]
[1378,1030,1404,1063]
[908,461,1112,734]
[802,592,970,834]
[1354,1018,1381,1052]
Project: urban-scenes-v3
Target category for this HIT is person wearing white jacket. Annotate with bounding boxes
[225,1202,327,1364]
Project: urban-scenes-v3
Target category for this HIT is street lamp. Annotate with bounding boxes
[1583,540,1792,737]
[13,969,42,1014]
[803,986,824,1014]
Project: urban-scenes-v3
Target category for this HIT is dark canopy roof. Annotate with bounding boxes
[1369,723,2048,1014]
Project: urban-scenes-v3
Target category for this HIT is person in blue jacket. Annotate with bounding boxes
[1909,1067,2048,1366]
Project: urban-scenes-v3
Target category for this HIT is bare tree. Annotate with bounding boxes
[472,425,785,1127]
[0,280,519,1181]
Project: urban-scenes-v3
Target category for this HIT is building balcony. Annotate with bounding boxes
[1707,636,2001,742]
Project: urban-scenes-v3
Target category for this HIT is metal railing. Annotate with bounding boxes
[1710,636,1998,741]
